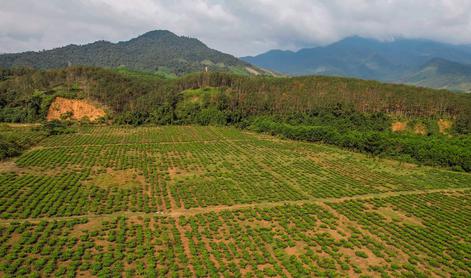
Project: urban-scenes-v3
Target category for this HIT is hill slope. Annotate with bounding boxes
[1,67,470,127]
[0,30,259,76]
[242,37,471,90]
[404,58,471,92]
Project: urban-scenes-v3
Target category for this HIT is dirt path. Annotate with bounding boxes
[168,187,469,217]
[3,123,42,128]
[0,187,467,224]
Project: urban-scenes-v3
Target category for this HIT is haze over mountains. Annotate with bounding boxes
[0,30,260,76]
[242,37,471,92]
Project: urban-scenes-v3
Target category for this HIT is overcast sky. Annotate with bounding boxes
[1,0,471,56]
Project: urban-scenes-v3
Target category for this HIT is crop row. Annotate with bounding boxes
[330,191,470,277]
[39,126,256,147]
[0,216,189,277]
[4,126,471,218]
[0,203,436,277]
[0,172,160,219]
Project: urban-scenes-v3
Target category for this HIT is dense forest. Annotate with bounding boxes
[1,66,470,122]
[1,66,470,171]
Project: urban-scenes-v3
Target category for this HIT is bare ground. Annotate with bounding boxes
[47,97,106,122]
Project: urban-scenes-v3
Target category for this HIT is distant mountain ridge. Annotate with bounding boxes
[404,58,471,92]
[0,30,260,76]
[242,37,471,91]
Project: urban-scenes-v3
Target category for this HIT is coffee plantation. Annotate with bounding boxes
[0,125,469,277]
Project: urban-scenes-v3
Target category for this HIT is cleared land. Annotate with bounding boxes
[0,126,470,277]
[47,97,106,122]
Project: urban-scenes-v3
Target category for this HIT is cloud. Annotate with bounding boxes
[1,0,471,56]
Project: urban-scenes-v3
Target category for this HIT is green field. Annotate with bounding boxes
[0,126,470,277]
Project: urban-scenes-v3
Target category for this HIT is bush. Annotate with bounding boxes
[0,135,26,159]
[196,108,226,126]
[42,120,76,136]
[355,251,369,258]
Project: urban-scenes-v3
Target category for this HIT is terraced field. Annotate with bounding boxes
[0,126,470,277]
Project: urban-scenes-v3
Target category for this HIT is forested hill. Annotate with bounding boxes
[0,30,260,76]
[1,67,470,125]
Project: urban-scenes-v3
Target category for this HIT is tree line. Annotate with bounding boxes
[250,118,471,172]
[2,67,470,121]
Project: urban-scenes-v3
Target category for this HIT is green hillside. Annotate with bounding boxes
[0,30,261,76]
[1,67,470,122]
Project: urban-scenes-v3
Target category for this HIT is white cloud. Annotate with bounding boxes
[1,0,471,56]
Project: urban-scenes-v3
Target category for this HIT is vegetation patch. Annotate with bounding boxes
[0,124,47,160]
[251,118,471,171]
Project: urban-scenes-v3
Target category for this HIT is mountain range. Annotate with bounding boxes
[242,37,471,92]
[1,31,471,92]
[403,58,471,92]
[0,30,261,76]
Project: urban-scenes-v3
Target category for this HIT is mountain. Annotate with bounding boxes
[242,37,471,90]
[0,30,260,76]
[404,58,471,93]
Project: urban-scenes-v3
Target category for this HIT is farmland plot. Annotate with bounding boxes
[0,125,470,277]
